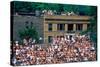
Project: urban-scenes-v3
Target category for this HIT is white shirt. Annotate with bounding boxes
[54,45,58,49]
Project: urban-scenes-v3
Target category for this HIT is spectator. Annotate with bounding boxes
[11,34,97,66]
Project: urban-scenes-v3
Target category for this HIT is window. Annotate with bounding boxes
[25,21,29,25]
[87,24,90,30]
[57,24,65,31]
[48,36,53,43]
[30,22,33,28]
[48,23,52,31]
[25,21,29,29]
[76,24,83,31]
[68,24,73,31]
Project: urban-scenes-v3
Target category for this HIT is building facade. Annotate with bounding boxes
[13,14,91,44]
[43,15,91,43]
[12,15,44,42]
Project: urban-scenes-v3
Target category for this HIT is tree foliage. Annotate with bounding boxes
[19,27,39,43]
[12,1,97,16]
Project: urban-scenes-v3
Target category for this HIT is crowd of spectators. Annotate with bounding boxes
[11,34,96,66]
[42,10,76,16]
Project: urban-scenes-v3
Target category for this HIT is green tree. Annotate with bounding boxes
[19,27,39,43]
[80,6,97,43]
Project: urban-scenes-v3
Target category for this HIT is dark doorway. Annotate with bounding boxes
[68,24,73,31]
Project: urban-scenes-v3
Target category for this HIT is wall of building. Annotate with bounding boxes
[12,15,90,44]
[13,15,44,43]
[44,15,90,43]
